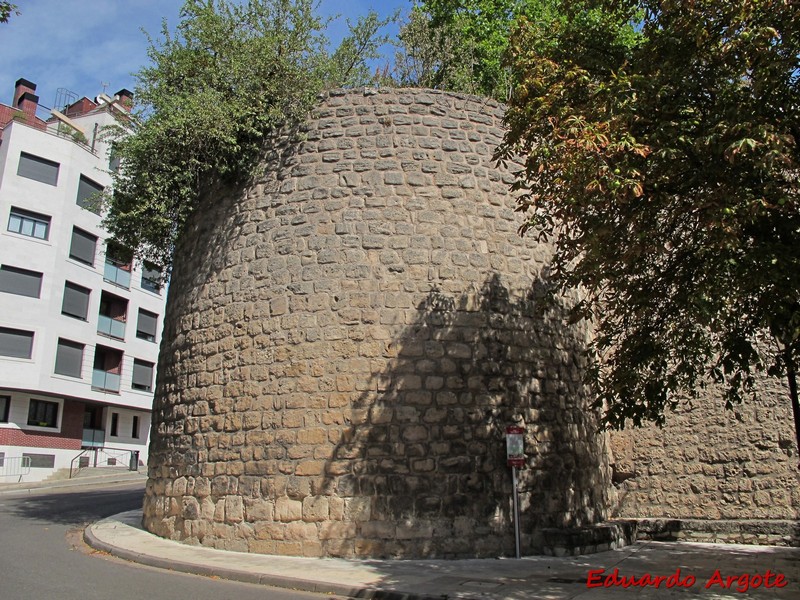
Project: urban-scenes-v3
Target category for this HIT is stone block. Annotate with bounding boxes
[225,495,244,523]
[303,496,330,522]
[296,460,324,476]
[275,497,303,522]
[344,497,372,522]
[285,521,319,540]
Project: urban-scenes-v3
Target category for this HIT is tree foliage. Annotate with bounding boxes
[497,0,800,430]
[395,0,562,100]
[105,0,392,269]
[1,2,19,24]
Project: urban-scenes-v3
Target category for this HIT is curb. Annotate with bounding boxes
[82,518,444,600]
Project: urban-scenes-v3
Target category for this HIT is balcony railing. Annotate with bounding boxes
[82,428,105,448]
[92,369,121,393]
[97,314,126,340]
[103,259,131,289]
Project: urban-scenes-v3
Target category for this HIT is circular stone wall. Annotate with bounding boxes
[143,89,612,558]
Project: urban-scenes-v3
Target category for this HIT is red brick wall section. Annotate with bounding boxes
[0,104,47,130]
[0,400,83,450]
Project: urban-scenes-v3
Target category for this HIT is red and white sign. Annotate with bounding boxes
[506,425,525,468]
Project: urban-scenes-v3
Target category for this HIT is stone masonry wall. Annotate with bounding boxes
[142,87,800,558]
[142,89,612,558]
[610,373,800,521]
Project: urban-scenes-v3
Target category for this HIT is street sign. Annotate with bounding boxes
[506,425,525,468]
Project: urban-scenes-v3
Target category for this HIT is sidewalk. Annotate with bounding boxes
[86,510,800,599]
[0,469,147,494]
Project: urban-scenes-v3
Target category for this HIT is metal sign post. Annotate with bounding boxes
[506,425,525,559]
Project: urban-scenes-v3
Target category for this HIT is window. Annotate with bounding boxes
[54,339,84,378]
[0,395,9,422]
[23,453,56,468]
[84,405,102,429]
[132,359,154,392]
[136,309,158,342]
[141,262,162,294]
[0,327,33,359]
[61,282,91,320]
[0,265,42,298]
[110,412,119,437]
[7,207,50,240]
[76,175,104,214]
[17,152,59,186]
[98,291,127,339]
[92,345,122,392]
[132,415,140,439]
[27,399,58,428]
[69,227,97,266]
[104,242,133,288]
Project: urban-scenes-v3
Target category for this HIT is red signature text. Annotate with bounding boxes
[586,568,788,592]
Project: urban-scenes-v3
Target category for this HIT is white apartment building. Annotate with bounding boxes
[0,78,166,482]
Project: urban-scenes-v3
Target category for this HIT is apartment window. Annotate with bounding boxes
[0,265,42,298]
[54,339,84,378]
[98,291,127,340]
[27,399,58,428]
[104,242,133,288]
[132,359,154,392]
[69,227,97,266]
[141,262,162,294]
[0,395,9,422]
[7,207,50,240]
[17,152,59,186]
[61,282,91,320]
[0,327,33,359]
[136,309,158,342]
[76,175,104,214]
[132,415,140,439]
[92,345,122,392]
[110,412,119,437]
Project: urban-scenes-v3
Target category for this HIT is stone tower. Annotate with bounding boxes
[142,89,613,558]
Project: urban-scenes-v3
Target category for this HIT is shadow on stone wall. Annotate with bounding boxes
[317,273,611,557]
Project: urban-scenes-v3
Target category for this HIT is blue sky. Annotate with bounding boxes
[0,0,409,111]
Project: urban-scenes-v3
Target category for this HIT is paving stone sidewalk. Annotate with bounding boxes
[86,510,800,599]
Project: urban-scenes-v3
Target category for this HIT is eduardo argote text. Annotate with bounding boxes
[587,568,788,593]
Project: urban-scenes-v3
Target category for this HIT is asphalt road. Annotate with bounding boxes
[0,481,347,600]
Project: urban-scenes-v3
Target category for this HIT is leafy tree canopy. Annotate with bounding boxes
[1,2,18,24]
[497,0,800,435]
[395,0,563,100]
[105,0,393,269]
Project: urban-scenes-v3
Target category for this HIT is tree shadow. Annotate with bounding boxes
[318,273,611,558]
[7,487,145,526]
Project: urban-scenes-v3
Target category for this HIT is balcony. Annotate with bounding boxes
[103,258,131,289]
[92,369,121,393]
[97,314,126,340]
[82,428,105,448]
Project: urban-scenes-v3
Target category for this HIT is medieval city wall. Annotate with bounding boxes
[142,89,612,558]
[610,373,800,526]
[142,88,799,558]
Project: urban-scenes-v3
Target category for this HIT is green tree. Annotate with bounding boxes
[105,0,392,269]
[497,1,800,452]
[396,0,560,100]
[1,2,19,24]
[329,10,398,88]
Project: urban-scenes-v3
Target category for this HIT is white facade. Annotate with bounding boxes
[0,84,165,482]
